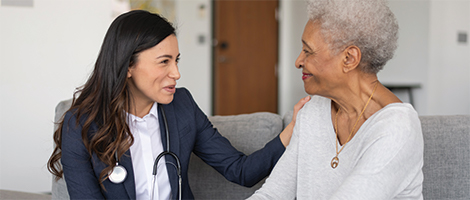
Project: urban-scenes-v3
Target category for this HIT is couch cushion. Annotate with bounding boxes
[188,112,283,199]
[420,115,470,200]
[0,190,51,200]
[283,111,294,130]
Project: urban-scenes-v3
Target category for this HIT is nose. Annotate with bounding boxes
[295,52,304,69]
[169,62,181,80]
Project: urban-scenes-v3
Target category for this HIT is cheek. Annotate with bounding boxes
[306,58,323,73]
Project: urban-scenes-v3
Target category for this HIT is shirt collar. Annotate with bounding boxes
[127,102,159,122]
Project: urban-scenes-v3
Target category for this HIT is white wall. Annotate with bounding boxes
[0,0,469,194]
[427,0,470,115]
[379,0,430,114]
[0,0,212,194]
[278,0,309,116]
[383,0,470,116]
[0,0,114,193]
[175,0,212,115]
[279,0,470,116]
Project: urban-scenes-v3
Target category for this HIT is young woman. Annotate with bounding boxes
[47,10,307,200]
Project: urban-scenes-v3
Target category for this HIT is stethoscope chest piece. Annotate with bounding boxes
[109,164,127,184]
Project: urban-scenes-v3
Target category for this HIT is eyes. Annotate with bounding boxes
[160,56,180,65]
[303,48,315,57]
[301,40,314,57]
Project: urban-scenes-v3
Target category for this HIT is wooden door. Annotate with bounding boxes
[213,0,279,115]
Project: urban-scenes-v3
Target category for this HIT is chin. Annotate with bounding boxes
[304,86,315,95]
[157,96,174,105]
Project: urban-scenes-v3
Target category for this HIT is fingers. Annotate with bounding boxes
[281,96,311,147]
[292,96,310,123]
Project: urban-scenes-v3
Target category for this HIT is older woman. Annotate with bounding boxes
[248,0,423,199]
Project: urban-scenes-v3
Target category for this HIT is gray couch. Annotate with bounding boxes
[48,99,469,199]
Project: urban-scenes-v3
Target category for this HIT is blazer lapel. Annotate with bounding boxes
[159,103,181,199]
[121,150,136,199]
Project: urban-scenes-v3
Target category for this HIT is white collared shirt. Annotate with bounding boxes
[128,103,171,200]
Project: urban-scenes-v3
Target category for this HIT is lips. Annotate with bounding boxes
[163,85,176,93]
[302,72,312,80]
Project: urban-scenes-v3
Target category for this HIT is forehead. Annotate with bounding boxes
[302,20,323,42]
[153,35,178,52]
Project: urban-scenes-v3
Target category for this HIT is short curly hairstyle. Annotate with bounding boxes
[307,0,399,74]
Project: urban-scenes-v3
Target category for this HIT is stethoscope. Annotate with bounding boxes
[108,106,182,200]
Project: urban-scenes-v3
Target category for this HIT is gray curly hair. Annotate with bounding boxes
[307,0,399,74]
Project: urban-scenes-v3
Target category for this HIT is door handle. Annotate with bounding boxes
[220,41,229,50]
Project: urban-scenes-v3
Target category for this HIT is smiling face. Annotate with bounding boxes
[127,34,181,110]
[295,20,345,97]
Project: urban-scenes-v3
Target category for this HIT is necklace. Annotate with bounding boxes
[331,81,379,169]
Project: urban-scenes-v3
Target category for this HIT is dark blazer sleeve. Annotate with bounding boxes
[179,88,285,187]
[60,111,105,199]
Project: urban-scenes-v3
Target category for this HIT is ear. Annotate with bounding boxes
[127,67,132,78]
[342,46,361,73]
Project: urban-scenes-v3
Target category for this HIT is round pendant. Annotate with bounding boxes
[331,156,339,169]
[109,165,127,184]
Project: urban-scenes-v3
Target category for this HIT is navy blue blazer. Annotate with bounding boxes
[61,88,285,199]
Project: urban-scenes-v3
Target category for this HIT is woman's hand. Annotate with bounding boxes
[280,96,311,147]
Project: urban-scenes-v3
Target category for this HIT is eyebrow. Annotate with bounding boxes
[302,40,312,50]
[157,53,181,59]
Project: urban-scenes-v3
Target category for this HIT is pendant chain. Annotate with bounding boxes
[331,81,379,169]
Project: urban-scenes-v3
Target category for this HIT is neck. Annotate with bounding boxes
[330,73,380,145]
[129,99,154,118]
[330,73,379,118]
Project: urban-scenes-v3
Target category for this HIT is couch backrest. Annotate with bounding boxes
[189,113,283,199]
[52,100,72,200]
[53,100,470,199]
[420,115,470,199]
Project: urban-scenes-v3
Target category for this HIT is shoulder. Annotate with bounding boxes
[169,87,196,108]
[173,87,192,100]
[362,103,422,146]
[61,109,98,139]
[170,87,196,107]
[62,109,92,127]
[371,103,420,131]
[298,95,330,120]
[62,109,81,129]
[354,103,423,174]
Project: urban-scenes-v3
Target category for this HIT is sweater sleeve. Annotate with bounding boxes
[330,108,424,199]
[246,108,305,200]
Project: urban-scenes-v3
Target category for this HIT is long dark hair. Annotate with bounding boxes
[47,10,176,186]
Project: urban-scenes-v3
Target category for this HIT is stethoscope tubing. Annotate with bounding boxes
[110,105,182,200]
[154,105,182,200]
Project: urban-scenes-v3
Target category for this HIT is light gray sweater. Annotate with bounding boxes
[248,96,423,200]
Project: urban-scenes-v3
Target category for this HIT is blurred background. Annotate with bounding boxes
[0,0,469,194]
